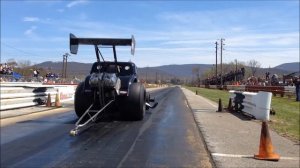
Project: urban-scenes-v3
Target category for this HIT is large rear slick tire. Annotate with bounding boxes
[74,82,93,118]
[127,83,146,121]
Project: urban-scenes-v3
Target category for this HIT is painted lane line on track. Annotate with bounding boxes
[185,100,189,108]
[211,153,300,160]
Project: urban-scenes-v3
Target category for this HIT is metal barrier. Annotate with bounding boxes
[0,82,76,111]
[228,90,280,161]
[229,90,272,121]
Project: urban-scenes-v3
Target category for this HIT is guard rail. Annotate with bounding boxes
[0,82,77,111]
[229,90,272,121]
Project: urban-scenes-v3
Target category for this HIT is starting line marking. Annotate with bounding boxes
[211,153,299,160]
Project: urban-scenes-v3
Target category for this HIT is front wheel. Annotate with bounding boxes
[127,83,146,121]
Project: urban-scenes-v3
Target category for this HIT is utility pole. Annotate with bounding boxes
[65,53,68,79]
[62,55,66,78]
[63,53,70,79]
[235,59,237,82]
[220,38,225,86]
[146,66,148,83]
[215,41,218,77]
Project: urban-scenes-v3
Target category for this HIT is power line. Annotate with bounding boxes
[1,42,41,57]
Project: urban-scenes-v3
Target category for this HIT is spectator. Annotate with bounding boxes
[294,76,300,101]
[0,64,3,74]
[33,69,39,78]
[241,67,245,77]
[265,72,270,80]
[1,64,7,74]
[9,66,13,75]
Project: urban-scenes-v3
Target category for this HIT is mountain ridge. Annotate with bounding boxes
[34,61,299,80]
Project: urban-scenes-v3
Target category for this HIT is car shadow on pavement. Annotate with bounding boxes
[227,110,254,121]
[191,107,254,122]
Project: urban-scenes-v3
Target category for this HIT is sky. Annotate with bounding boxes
[1,0,299,68]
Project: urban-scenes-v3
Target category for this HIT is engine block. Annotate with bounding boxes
[89,73,121,91]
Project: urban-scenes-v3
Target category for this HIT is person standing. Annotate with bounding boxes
[294,76,300,101]
[0,64,3,74]
[33,69,38,77]
[265,72,270,80]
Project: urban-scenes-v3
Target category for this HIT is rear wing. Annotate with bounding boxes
[69,33,135,55]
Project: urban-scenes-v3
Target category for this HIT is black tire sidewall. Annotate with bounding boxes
[127,83,145,120]
[74,82,93,118]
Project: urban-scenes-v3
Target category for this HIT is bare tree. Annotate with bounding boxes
[247,59,261,76]
[6,58,18,67]
[17,60,31,68]
[192,67,201,87]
